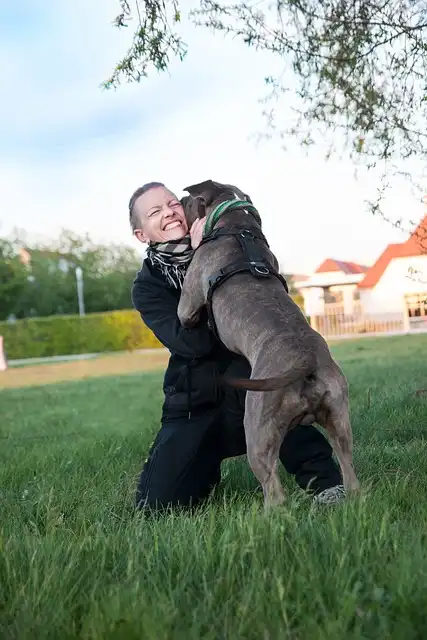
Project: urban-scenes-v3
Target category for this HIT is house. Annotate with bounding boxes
[357,215,427,328]
[295,213,427,332]
[287,273,309,293]
[294,259,369,316]
[19,247,71,273]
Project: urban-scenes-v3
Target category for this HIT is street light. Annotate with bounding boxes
[75,266,85,317]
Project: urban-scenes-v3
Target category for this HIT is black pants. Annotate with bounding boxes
[136,360,342,511]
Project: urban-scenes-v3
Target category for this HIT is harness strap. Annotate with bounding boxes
[199,225,268,249]
[235,229,267,268]
[199,226,289,343]
[206,263,288,342]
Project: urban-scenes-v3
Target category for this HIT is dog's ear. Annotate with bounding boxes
[183,180,221,205]
[181,195,207,227]
[184,179,253,205]
[241,191,253,204]
[221,182,253,204]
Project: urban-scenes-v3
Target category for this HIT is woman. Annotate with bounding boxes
[130,181,344,510]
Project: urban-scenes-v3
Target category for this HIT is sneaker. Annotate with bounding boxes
[312,484,345,506]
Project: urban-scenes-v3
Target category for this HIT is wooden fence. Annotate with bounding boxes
[309,303,405,338]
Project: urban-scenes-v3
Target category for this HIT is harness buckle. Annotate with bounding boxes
[248,261,271,277]
[254,265,270,276]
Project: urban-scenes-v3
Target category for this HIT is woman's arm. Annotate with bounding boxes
[132,279,216,359]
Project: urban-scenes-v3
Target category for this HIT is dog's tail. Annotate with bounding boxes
[220,355,315,392]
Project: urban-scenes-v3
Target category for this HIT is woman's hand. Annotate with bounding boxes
[190,217,207,250]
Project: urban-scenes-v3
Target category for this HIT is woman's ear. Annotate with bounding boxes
[134,228,150,244]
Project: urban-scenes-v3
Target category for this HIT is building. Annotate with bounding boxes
[294,259,369,317]
[357,216,427,328]
[295,214,427,335]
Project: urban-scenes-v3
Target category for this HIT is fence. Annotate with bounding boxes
[309,303,406,339]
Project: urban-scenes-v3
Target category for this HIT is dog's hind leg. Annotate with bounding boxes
[244,391,287,509]
[317,387,360,494]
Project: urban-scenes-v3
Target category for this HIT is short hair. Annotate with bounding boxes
[128,181,166,232]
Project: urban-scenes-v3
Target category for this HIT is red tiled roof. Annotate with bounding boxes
[315,258,369,275]
[358,215,427,289]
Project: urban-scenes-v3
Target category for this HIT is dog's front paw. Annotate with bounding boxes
[181,315,199,329]
[177,303,200,329]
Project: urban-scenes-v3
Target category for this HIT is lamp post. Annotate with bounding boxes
[75,266,85,317]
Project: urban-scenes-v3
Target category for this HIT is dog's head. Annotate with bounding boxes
[182,179,252,222]
[180,194,206,228]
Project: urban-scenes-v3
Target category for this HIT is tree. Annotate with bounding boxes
[0,239,27,321]
[106,0,427,220]
[0,229,142,319]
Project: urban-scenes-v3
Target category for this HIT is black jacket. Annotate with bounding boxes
[131,259,237,419]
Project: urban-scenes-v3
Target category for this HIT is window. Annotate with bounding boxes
[324,289,343,304]
[406,293,427,317]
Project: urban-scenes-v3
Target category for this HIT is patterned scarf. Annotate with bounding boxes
[146,235,194,289]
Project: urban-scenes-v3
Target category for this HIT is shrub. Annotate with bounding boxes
[0,310,162,360]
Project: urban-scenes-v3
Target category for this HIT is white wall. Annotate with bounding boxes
[298,270,365,316]
[329,284,358,314]
[302,287,324,316]
[302,283,359,315]
[359,255,427,314]
[305,271,365,287]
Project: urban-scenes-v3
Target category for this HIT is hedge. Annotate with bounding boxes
[0,310,162,360]
[0,295,307,361]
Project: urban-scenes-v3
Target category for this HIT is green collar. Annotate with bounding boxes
[203,199,261,237]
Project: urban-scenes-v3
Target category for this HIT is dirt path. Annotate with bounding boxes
[0,350,169,389]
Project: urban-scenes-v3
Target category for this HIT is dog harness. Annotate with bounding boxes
[203,199,262,237]
[198,200,289,342]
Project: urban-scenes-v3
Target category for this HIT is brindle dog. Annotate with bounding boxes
[178,180,359,508]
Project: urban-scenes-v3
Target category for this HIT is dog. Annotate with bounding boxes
[178,180,359,508]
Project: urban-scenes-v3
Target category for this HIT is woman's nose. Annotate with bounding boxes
[163,204,175,216]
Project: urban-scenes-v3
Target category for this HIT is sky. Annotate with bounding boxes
[0,0,425,274]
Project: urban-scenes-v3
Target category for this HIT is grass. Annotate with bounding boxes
[1,333,427,639]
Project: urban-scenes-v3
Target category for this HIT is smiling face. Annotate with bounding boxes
[132,186,189,244]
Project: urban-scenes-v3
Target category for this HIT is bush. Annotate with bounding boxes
[0,310,162,360]
[291,293,305,311]
[0,297,308,361]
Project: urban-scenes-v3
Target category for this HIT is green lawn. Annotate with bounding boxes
[1,334,427,639]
